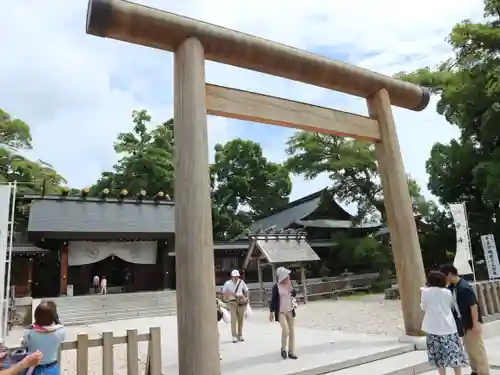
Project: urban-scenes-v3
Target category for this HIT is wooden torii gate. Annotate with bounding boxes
[85,1,429,374]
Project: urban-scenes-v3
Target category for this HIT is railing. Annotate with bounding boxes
[16,327,163,375]
[475,280,500,319]
[222,273,380,306]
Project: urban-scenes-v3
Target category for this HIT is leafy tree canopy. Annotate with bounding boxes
[92,110,292,240]
[397,0,500,243]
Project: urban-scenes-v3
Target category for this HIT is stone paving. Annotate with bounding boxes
[4,295,499,374]
[5,295,406,374]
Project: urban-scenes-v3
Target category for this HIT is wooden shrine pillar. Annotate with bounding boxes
[59,244,69,296]
[257,258,264,304]
[367,89,426,336]
[173,37,221,375]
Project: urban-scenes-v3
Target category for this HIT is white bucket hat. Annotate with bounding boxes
[276,267,291,283]
[231,269,240,277]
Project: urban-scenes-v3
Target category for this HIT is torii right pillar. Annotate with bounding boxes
[367,89,426,336]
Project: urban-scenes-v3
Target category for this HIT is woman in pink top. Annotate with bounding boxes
[269,267,298,360]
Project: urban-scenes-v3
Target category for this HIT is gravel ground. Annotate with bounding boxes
[293,294,404,336]
[8,293,403,374]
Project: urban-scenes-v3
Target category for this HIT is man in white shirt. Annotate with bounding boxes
[222,270,248,343]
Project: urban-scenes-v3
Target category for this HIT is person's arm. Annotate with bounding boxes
[0,362,29,375]
[56,327,67,343]
[20,329,30,347]
[1,351,43,375]
[420,290,427,311]
[242,282,249,297]
[462,287,481,331]
[269,285,278,313]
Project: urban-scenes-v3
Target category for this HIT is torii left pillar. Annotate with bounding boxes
[173,37,221,375]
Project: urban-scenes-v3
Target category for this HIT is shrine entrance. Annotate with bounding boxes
[86,1,430,373]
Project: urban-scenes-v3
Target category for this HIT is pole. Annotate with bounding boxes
[3,181,16,337]
[462,202,477,284]
[173,37,221,375]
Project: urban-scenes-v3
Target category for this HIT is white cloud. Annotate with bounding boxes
[0,0,482,204]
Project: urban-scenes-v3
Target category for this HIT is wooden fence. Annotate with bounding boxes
[50,327,162,375]
[222,273,380,306]
[475,280,500,319]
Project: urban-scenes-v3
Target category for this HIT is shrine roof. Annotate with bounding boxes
[242,232,320,268]
[25,195,174,240]
[247,189,354,233]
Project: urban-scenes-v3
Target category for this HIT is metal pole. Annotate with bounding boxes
[462,202,477,284]
[3,181,16,337]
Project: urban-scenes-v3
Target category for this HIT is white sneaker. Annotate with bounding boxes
[232,337,238,343]
[220,355,223,360]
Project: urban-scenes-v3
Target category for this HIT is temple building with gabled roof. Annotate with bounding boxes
[11,189,383,298]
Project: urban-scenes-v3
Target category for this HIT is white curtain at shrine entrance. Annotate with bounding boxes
[68,241,157,266]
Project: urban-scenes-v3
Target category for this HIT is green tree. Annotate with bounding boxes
[211,139,292,240]
[212,139,291,216]
[92,111,292,240]
[0,108,66,232]
[285,132,422,223]
[91,110,175,198]
[397,0,500,253]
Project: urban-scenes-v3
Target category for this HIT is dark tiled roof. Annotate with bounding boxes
[27,197,175,239]
[248,189,352,232]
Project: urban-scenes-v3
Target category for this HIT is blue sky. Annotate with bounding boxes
[0,0,483,206]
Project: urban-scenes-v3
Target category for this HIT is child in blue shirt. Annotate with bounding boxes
[21,302,66,375]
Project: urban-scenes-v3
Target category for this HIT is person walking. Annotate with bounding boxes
[222,270,248,343]
[421,271,467,375]
[100,276,108,295]
[21,302,66,375]
[441,265,490,375]
[92,275,100,294]
[269,267,298,360]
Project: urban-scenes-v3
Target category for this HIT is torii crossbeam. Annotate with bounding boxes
[85,1,429,374]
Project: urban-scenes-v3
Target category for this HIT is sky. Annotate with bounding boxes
[0,0,484,205]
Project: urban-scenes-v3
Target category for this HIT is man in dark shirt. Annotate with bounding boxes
[441,265,489,375]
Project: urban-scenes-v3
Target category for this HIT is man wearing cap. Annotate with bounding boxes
[222,270,249,343]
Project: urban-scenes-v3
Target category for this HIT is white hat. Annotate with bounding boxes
[276,267,291,283]
[231,270,240,277]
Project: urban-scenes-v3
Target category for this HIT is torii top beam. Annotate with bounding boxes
[86,0,430,112]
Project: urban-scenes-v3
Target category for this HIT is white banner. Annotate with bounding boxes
[68,241,157,266]
[480,234,500,279]
[449,203,473,275]
[0,185,12,343]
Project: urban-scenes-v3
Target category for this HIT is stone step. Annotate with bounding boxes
[48,290,176,304]
[324,351,429,375]
[52,290,179,326]
[62,307,177,326]
[60,304,177,319]
[56,299,177,313]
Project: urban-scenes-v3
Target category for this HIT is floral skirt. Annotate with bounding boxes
[426,333,467,368]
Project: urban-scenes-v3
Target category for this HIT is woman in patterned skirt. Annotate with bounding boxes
[421,271,467,375]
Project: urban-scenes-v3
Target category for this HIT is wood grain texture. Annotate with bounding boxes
[367,89,425,336]
[206,84,380,142]
[173,37,221,375]
[85,0,429,111]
